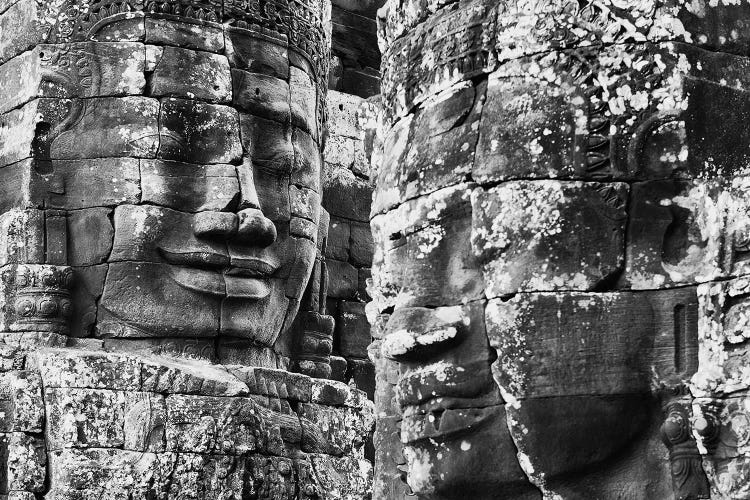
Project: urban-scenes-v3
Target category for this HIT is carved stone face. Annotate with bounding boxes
[371,1,750,498]
[0,1,330,365]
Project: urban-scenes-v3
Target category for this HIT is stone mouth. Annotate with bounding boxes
[161,249,279,298]
[400,389,504,445]
[400,404,501,445]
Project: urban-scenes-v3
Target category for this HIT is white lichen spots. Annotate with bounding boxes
[460,440,471,451]
[403,446,436,494]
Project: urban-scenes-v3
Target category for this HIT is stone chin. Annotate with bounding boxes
[401,404,533,500]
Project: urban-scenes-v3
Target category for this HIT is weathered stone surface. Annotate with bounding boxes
[225,31,289,79]
[0,432,46,493]
[69,265,107,338]
[371,184,485,309]
[0,209,44,266]
[335,301,370,359]
[471,181,628,296]
[158,97,242,164]
[144,18,224,53]
[66,208,113,266]
[30,348,248,396]
[326,218,350,261]
[290,66,318,138]
[240,113,295,170]
[42,158,141,209]
[373,81,484,215]
[299,402,374,455]
[45,387,125,450]
[486,293,655,399]
[0,42,146,114]
[51,97,160,159]
[0,371,43,432]
[140,160,238,212]
[309,454,374,500]
[621,180,724,289]
[323,168,371,223]
[474,70,585,183]
[148,46,231,103]
[232,69,291,123]
[98,261,222,338]
[326,259,357,300]
[349,221,373,267]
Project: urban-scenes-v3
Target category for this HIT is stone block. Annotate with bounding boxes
[69,265,107,338]
[505,394,652,481]
[325,218,350,261]
[247,455,296,499]
[240,114,295,171]
[326,259,358,300]
[292,127,322,192]
[471,181,628,296]
[358,267,371,301]
[324,135,356,170]
[299,403,373,455]
[330,355,348,382]
[0,42,146,114]
[0,0,46,64]
[158,98,242,164]
[0,160,35,212]
[327,90,365,139]
[0,371,43,432]
[148,45,230,103]
[289,66,318,138]
[0,432,45,493]
[144,17,224,53]
[373,81,484,215]
[66,208,113,266]
[231,69,291,123]
[335,301,370,359]
[0,99,67,166]
[46,448,174,499]
[164,394,269,454]
[371,185,485,309]
[309,454,373,500]
[349,221,373,267]
[348,359,375,400]
[621,180,723,289]
[123,391,166,452]
[0,209,44,266]
[486,293,655,399]
[50,97,160,159]
[323,168,372,223]
[140,160,238,212]
[475,70,586,183]
[44,387,125,450]
[225,30,289,79]
[29,347,248,396]
[42,158,141,209]
[229,366,312,403]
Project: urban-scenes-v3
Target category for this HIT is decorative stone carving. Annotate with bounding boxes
[0,0,374,496]
[370,1,750,498]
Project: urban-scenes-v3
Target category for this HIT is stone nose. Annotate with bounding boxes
[236,208,276,247]
[193,209,276,248]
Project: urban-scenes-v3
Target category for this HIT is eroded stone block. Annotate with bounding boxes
[158,98,242,164]
[471,181,628,296]
[149,46,231,103]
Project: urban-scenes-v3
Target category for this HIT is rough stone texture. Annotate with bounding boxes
[368,0,750,499]
[0,0,378,497]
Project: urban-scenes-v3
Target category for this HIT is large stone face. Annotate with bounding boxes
[0,0,381,498]
[369,1,750,499]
